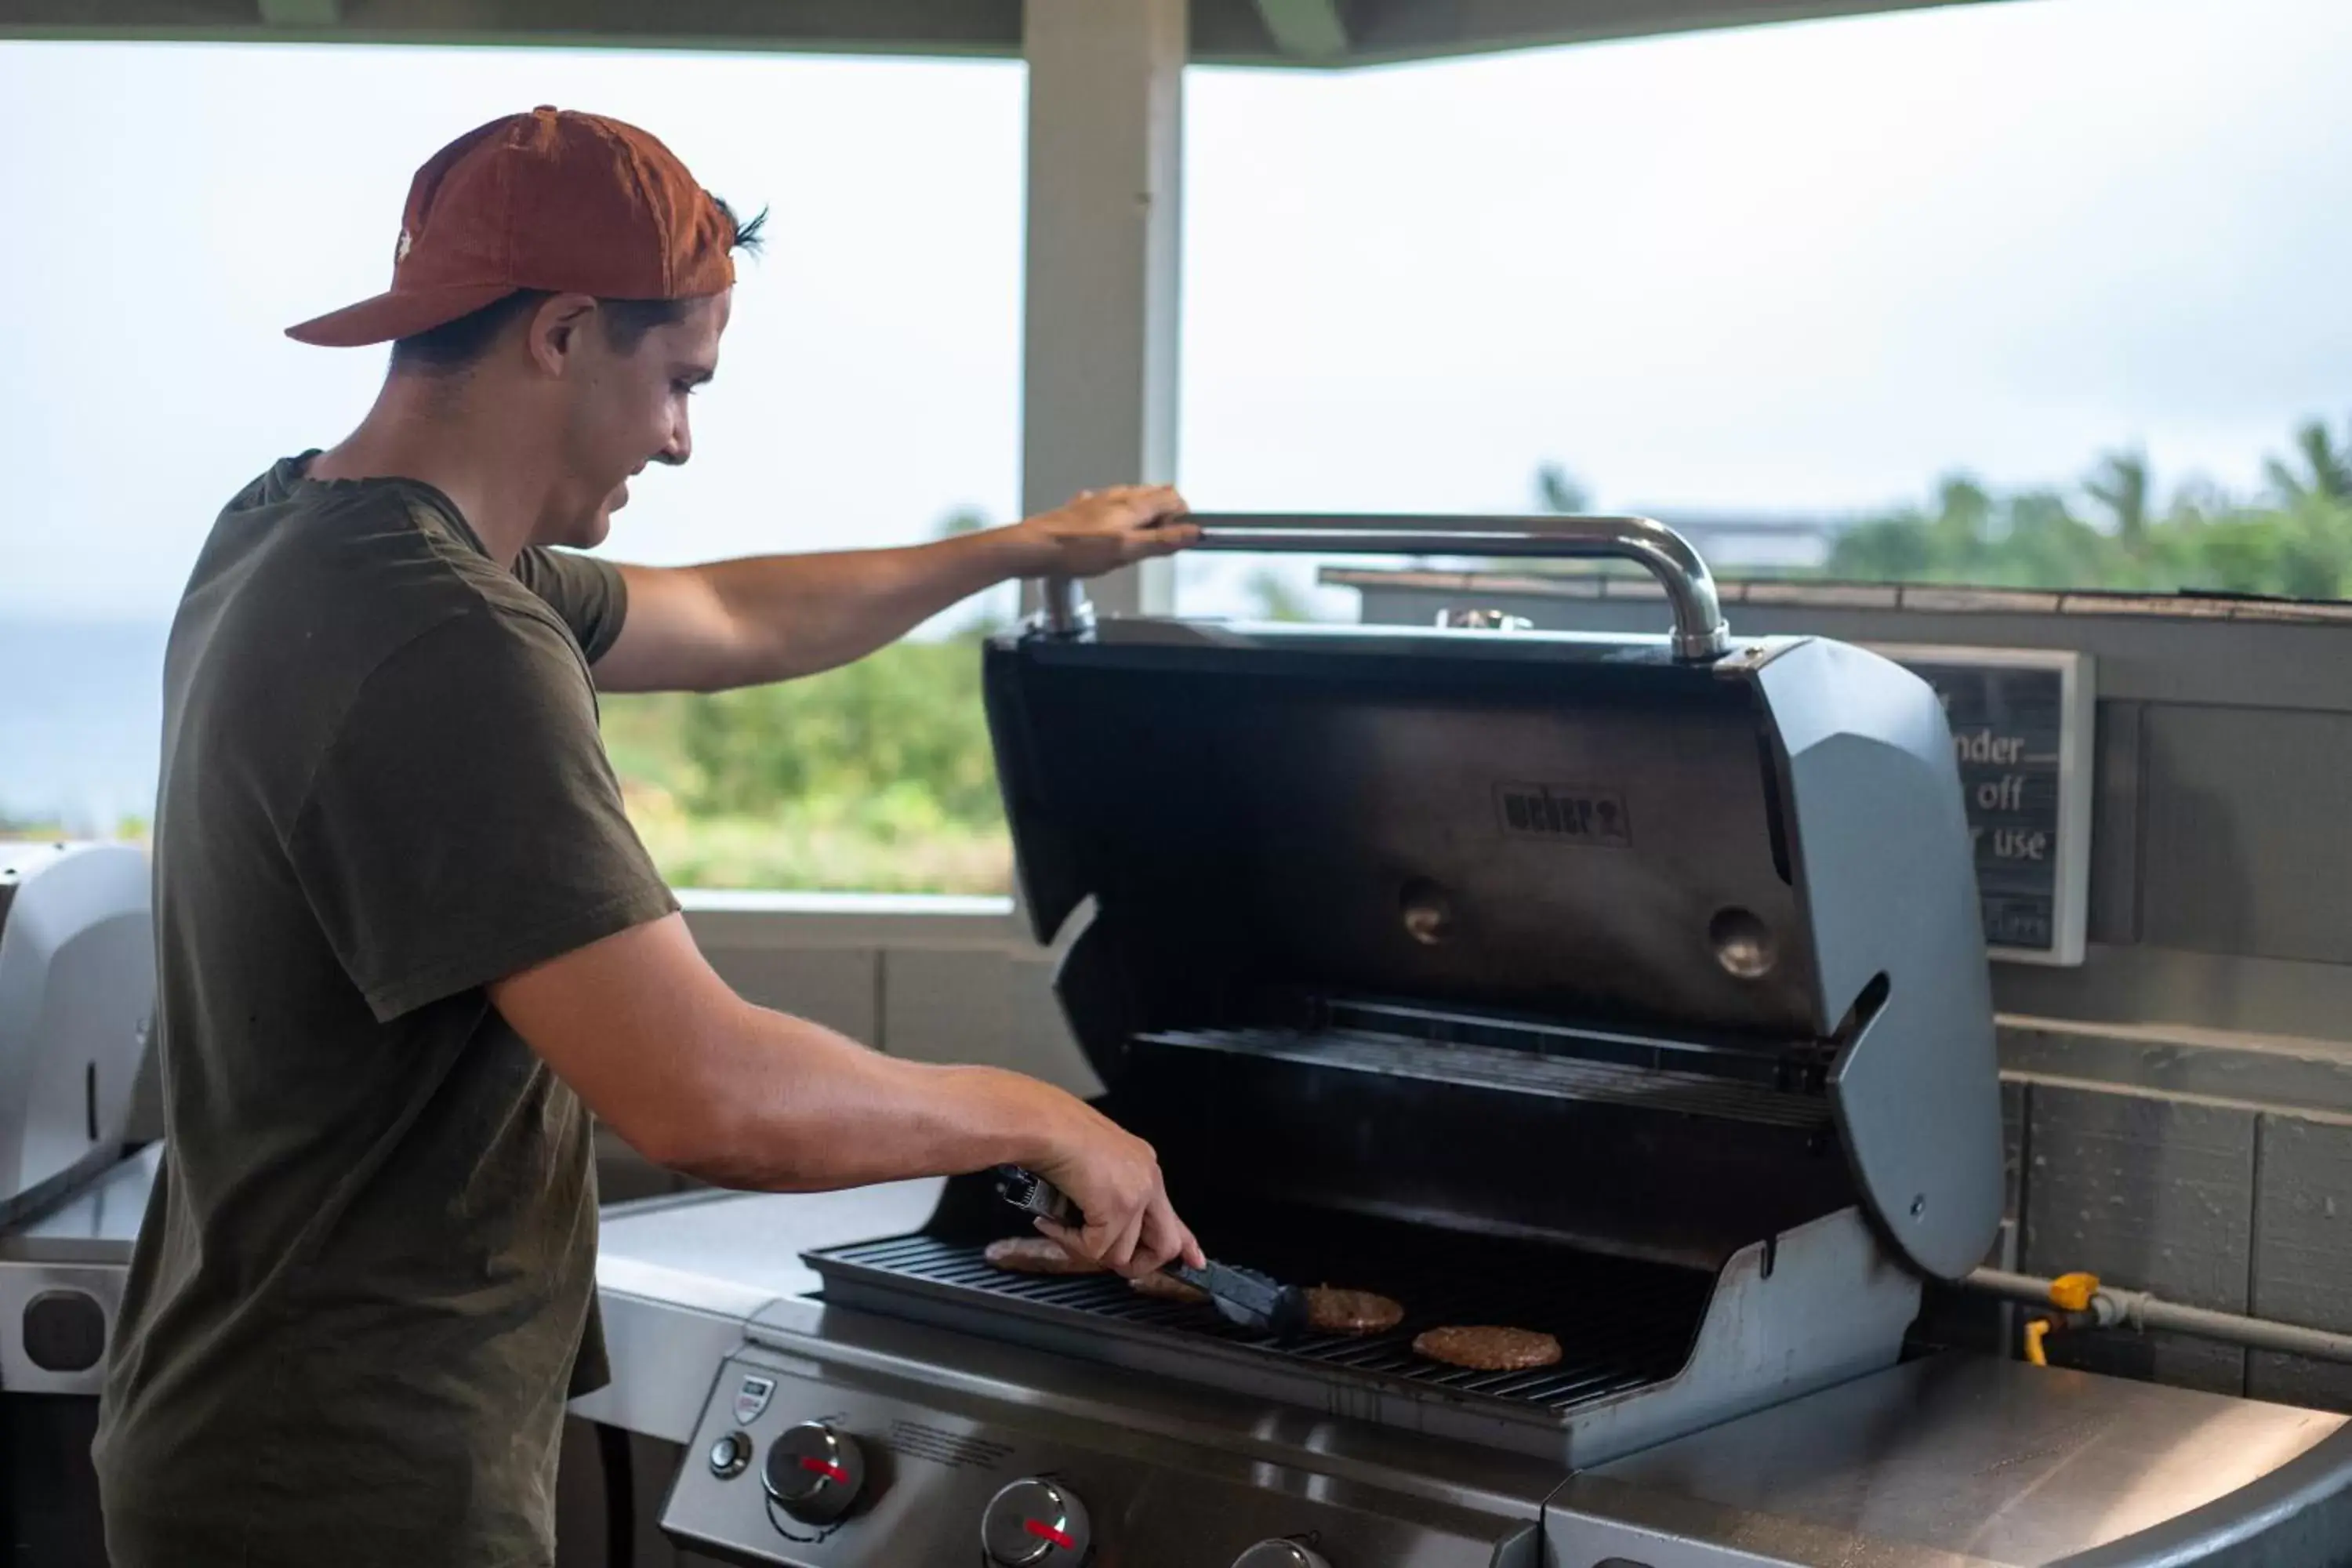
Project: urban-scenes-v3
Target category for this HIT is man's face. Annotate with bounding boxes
[546,290,730,549]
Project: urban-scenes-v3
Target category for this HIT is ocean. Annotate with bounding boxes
[0,619,170,831]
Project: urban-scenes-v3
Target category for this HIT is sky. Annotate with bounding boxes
[2,0,2350,625]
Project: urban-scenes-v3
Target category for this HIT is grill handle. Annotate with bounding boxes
[1040,512,1733,662]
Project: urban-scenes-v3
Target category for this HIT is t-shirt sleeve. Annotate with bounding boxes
[513,546,630,665]
[286,605,678,1022]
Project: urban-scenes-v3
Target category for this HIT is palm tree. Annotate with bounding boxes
[1534,463,1592,514]
[2085,448,2152,547]
[2264,419,2352,505]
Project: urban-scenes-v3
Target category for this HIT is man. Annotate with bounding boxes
[93,106,1202,1566]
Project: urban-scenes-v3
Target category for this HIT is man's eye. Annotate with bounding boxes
[674,379,701,397]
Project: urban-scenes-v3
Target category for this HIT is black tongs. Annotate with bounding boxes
[995,1166,1307,1336]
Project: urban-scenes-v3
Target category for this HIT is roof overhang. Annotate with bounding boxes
[2,0,2015,67]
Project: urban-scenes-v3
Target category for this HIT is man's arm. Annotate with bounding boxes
[593,485,1196,695]
[488,912,1203,1276]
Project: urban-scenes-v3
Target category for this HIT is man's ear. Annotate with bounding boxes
[525,293,601,377]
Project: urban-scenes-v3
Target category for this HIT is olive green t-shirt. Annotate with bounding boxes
[93,456,678,1567]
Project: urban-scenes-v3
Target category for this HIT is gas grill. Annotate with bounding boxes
[655,516,2351,1568]
[803,512,1999,1459]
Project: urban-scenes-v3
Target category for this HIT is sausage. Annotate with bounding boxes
[983,1236,1104,1276]
[1129,1272,1210,1304]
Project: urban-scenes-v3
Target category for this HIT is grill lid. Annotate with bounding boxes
[988,626,1820,1039]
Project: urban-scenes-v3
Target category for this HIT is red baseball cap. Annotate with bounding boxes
[287,106,739,347]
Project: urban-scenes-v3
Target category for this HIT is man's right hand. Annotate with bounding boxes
[1027,1102,1204,1279]
[1006,485,1199,580]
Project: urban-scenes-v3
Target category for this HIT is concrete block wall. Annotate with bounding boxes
[1986,1062,2352,1407]
[2248,1112,2352,1407]
[2016,1077,2254,1392]
[593,894,1096,1205]
[681,895,1094,1097]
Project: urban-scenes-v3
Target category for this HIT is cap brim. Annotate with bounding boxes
[285,281,520,347]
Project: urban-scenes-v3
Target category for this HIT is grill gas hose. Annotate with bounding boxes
[1967,1268,2352,1366]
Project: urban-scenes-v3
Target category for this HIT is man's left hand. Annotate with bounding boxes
[1011,485,1200,579]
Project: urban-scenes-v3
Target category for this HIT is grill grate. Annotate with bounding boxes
[808,1206,1714,1420]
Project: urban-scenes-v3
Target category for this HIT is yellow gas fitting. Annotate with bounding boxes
[2024,1316,2053,1367]
[2050,1272,2101,1312]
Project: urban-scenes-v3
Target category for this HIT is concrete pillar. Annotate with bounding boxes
[1018,0,1187,619]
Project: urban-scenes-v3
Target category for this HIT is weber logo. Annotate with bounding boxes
[733,1374,776,1425]
[1497,784,1631,846]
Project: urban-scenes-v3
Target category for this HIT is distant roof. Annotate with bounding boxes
[3,0,2008,67]
[1320,566,2352,624]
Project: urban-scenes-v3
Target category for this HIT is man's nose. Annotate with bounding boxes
[654,412,691,467]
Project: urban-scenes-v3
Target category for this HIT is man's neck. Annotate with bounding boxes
[308,379,550,568]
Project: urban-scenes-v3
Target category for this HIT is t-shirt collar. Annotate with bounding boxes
[276,450,492,561]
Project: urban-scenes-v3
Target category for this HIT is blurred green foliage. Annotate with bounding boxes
[674,637,1001,824]
[1823,422,2352,597]
[602,633,1012,894]
[0,814,147,845]
[1541,416,2352,599]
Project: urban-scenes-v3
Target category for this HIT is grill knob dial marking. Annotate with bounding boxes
[1233,1541,1332,1568]
[981,1477,1092,1566]
[763,1422,866,1526]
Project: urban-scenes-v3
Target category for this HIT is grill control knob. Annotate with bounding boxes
[981,1477,1091,1566]
[1234,1542,1331,1568]
[763,1422,866,1526]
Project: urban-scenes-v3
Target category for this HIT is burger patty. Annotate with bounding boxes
[1304,1287,1405,1336]
[982,1235,1103,1276]
[1410,1325,1563,1372]
[1129,1271,1210,1305]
